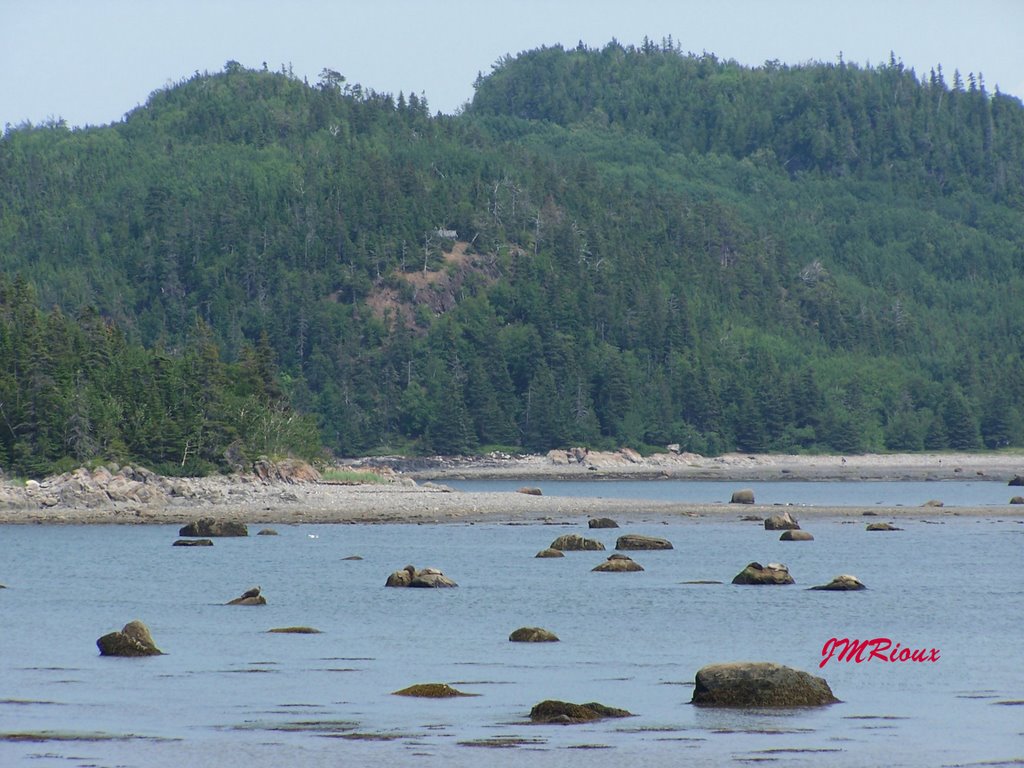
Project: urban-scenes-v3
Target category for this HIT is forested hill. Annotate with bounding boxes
[1,43,1023,477]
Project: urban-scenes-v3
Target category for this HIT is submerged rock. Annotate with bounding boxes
[588,517,619,529]
[173,538,213,546]
[256,528,279,536]
[810,574,866,591]
[509,626,559,642]
[97,620,163,657]
[691,662,839,707]
[592,554,644,572]
[732,562,794,585]
[534,548,565,558]
[517,486,543,496]
[267,626,322,634]
[529,700,632,724]
[393,683,475,698]
[549,534,605,551]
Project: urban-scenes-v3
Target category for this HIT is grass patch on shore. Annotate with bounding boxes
[320,468,389,485]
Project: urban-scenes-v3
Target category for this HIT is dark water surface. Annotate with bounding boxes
[1,484,1022,767]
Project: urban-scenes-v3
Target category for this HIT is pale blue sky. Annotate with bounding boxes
[2,0,1022,129]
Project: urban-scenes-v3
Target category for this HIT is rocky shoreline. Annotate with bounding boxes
[0,451,1022,526]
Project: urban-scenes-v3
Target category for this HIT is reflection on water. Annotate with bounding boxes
[0,509,1022,767]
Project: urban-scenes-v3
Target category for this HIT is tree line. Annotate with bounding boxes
[1,44,1022,476]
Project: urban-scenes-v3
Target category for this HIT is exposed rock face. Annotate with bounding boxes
[731,489,755,504]
[810,574,866,591]
[252,457,321,484]
[866,522,902,531]
[393,683,474,697]
[593,554,644,572]
[97,620,163,657]
[549,534,605,551]
[615,534,673,550]
[764,511,800,530]
[588,517,619,529]
[691,662,839,707]
[529,700,632,724]
[386,565,457,588]
[179,518,248,537]
[509,626,559,642]
[535,548,565,558]
[227,586,266,605]
[779,530,814,541]
[173,538,213,546]
[732,562,794,585]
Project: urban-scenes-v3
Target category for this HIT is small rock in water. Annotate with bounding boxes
[509,626,559,642]
[227,585,266,605]
[529,700,632,724]
[866,522,902,531]
[732,561,794,585]
[392,683,475,698]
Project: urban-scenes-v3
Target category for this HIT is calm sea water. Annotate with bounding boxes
[435,477,1020,507]
[1,481,1022,768]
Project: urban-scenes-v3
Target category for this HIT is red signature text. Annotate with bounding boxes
[820,637,940,668]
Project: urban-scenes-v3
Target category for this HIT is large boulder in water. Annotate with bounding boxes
[615,534,673,550]
[691,662,839,707]
[764,511,800,530]
[549,534,605,551]
[97,620,163,657]
[730,489,755,504]
[732,562,794,585]
[588,517,619,529]
[179,517,248,537]
[529,700,632,724]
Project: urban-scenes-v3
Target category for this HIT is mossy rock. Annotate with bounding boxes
[392,683,476,698]
[529,699,632,724]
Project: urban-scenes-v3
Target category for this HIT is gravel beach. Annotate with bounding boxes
[1,451,1022,526]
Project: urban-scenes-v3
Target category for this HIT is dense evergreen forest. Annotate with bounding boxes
[2,42,1023,477]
